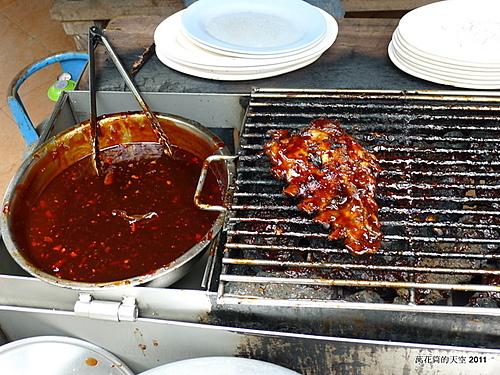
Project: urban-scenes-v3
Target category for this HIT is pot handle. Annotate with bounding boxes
[194,154,238,212]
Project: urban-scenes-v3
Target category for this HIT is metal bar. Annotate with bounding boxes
[245,120,500,132]
[381,195,500,203]
[221,258,500,276]
[232,191,500,203]
[379,207,500,216]
[223,242,500,260]
[249,87,500,101]
[226,232,500,244]
[228,204,500,218]
[229,217,500,232]
[88,27,102,175]
[219,275,500,293]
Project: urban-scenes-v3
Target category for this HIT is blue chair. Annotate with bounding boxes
[6,51,88,149]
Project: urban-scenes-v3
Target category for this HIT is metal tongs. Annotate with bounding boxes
[88,26,172,175]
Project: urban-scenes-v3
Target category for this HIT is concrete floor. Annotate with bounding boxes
[0,0,75,199]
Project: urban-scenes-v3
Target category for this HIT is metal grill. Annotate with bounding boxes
[217,89,500,307]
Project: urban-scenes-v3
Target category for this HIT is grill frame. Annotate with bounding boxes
[216,88,500,308]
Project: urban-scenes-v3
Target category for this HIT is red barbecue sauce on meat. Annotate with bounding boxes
[12,146,222,283]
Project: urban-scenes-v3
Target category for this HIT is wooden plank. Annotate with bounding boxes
[102,16,400,53]
[341,0,439,12]
[106,14,164,36]
[50,0,184,22]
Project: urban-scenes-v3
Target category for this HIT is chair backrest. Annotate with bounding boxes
[6,51,88,147]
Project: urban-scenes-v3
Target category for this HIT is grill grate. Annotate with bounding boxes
[217,89,500,307]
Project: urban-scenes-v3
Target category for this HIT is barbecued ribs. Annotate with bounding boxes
[264,118,383,255]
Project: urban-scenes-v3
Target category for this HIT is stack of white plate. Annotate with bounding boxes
[388,0,500,89]
[154,0,338,80]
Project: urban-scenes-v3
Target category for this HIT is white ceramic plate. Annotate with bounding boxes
[394,28,500,71]
[388,41,500,89]
[154,9,337,70]
[397,0,500,66]
[0,336,134,375]
[392,29,500,73]
[390,44,500,85]
[138,356,301,375]
[180,25,325,59]
[389,42,500,89]
[180,0,327,55]
[157,46,322,73]
[391,32,500,79]
[156,48,321,80]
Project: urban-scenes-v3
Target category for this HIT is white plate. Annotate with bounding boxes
[158,46,322,73]
[180,26,325,59]
[156,42,322,74]
[388,41,500,89]
[390,43,500,85]
[393,29,500,73]
[0,336,134,375]
[397,0,500,66]
[138,356,301,375]
[154,9,337,70]
[391,32,500,79]
[395,28,500,71]
[156,48,321,80]
[389,42,500,89]
[180,0,327,55]
[154,9,338,75]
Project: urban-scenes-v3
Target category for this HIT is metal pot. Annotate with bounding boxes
[1,112,235,290]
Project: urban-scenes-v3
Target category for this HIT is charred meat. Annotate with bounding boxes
[264,118,383,255]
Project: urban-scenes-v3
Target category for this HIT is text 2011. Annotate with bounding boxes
[469,356,487,364]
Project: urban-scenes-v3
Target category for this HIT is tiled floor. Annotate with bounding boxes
[0,0,76,199]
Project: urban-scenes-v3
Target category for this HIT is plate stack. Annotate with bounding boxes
[154,0,338,80]
[388,0,500,89]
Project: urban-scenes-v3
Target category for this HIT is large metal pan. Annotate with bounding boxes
[1,111,235,290]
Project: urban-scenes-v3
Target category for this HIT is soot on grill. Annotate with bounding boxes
[217,90,500,307]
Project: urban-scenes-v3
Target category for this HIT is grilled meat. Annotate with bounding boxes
[264,118,383,255]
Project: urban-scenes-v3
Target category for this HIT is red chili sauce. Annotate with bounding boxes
[13,145,222,283]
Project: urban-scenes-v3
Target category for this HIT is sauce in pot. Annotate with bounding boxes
[11,144,222,283]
